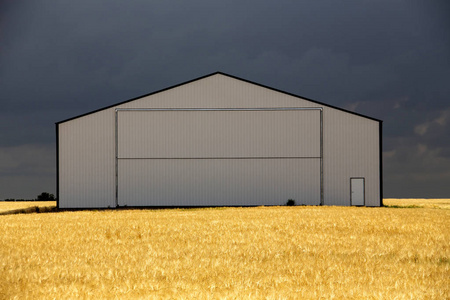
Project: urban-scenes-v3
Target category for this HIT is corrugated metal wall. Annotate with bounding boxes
[58,73,380,208]
[322,109,380,206]
[118,159,320,206]
[117,110,320,158]
[58,111,116,208]
[117,109,321,206]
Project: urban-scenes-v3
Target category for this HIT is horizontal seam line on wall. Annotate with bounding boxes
[117,157,321,160]
[115,107,323,112]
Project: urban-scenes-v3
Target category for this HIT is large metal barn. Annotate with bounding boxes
[56,72,382,208]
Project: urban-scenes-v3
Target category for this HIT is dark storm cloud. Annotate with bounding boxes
[1,0,449,198]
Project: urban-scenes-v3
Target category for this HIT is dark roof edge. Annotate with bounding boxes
[221,72,382,123]
[56,71,382,125]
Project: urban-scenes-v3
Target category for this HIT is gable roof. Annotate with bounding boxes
[56,71,382,124]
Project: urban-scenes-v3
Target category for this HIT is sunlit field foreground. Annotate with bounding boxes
[0,201,56,213]
[1,204,448,299]
[384,198,450,209]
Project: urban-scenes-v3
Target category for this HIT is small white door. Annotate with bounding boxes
[351,178,365,206]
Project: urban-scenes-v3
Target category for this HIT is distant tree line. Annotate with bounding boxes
[2,192,56,202]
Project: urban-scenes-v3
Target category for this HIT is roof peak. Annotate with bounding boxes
[56,71,381,124]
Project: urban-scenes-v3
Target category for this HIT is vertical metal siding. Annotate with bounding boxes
[116,109,321,207]
[117,110,320,159]
[58,73,380,208]
[116,75,321,110]
[322,108,380,206]
[118,159,320,206]
[58,110,116,208]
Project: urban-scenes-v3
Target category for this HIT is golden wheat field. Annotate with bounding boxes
[384,198,450,209]
[0,201,449,299]
[0,201,57,213]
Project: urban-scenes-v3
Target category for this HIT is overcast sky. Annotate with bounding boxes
[1,1,449,199]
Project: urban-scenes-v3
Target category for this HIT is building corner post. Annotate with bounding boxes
[115,109,119,207]
[320,108,324,206]
[379,121,383,207]
[55,123,60,209]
